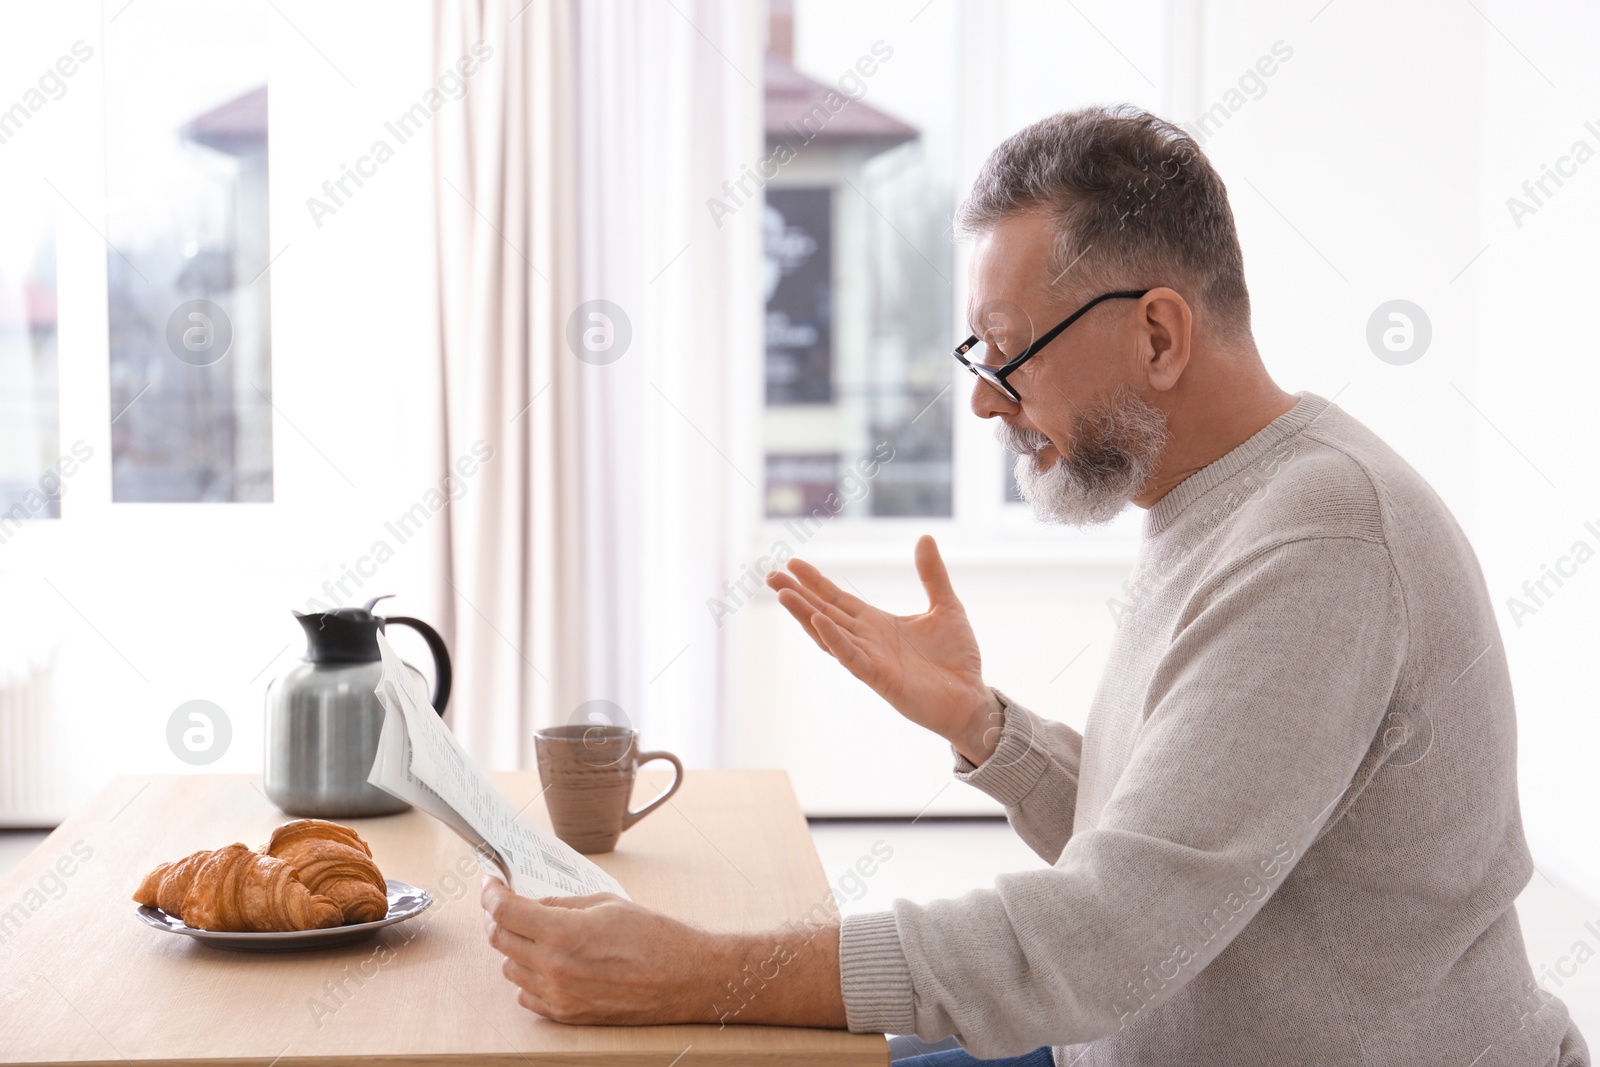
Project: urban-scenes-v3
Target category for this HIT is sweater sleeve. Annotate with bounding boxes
[949,689,1083,864]
[837,536,1408,1056]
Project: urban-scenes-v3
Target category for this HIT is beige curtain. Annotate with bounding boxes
[432,0,584,768]
[433,0,762,769]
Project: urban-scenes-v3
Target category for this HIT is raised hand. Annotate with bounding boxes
[765,534,1002,763]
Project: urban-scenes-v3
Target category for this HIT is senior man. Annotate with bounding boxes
[479,104,1590,1067]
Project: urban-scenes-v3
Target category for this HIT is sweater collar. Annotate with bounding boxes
[1142,391,1332,536]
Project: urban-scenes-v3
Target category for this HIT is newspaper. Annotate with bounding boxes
[366,630,629,900]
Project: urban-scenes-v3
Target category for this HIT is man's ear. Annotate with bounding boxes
[1139,287,1192,392]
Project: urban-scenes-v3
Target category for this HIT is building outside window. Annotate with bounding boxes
[762,1,952,522]
[103,2,273,503]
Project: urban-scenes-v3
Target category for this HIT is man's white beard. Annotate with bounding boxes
[995,386,1171,527]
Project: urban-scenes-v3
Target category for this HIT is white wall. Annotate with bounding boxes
[1193,0,1600,904]
[1468,1,1600,901]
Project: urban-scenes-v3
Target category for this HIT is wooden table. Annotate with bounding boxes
[0,770,887,1065]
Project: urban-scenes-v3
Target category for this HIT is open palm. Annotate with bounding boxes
[765,535,998,754]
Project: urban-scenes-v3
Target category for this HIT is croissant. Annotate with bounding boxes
[261,819,388,924]
[134,843,342,932]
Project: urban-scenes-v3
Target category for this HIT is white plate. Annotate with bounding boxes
[135,878,432,951]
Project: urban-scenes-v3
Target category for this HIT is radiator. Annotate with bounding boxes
[0,645,65,827]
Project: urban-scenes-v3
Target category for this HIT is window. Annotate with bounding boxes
[0,189,60,529]
[0,2,440,814]
[102,0,273,502]
[754,0,1156,557]
[761,4,954,521]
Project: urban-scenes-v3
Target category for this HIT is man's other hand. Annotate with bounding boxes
[765,534,1003,764]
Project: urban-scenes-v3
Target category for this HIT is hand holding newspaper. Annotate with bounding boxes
[366,630,629,900]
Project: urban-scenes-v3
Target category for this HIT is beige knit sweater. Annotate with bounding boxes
[839,392,1590,1067]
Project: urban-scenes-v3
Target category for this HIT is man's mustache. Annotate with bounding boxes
[994,420,1053,456]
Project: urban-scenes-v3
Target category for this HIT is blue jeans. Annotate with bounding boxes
[889,1034,1054,1066]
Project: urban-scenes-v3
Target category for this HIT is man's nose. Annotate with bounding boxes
[970,377,1019,420]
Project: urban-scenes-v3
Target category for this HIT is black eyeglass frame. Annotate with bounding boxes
[953,289,1151,402]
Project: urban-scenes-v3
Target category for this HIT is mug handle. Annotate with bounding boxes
[621,751,684,831]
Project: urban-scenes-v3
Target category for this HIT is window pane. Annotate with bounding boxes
[761,3,954,519]
[0,192,60,527]
[765,188,834,406]
[103,0,273,502]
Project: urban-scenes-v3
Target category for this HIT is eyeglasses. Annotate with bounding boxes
[953,289,1150,402]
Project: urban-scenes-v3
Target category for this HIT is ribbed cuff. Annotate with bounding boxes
[951,688,1052,806]
[839,910,916,1035]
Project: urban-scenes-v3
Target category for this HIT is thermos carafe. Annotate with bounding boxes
[264,594,451,817]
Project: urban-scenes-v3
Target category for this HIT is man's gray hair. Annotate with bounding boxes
[957,104,1252,338]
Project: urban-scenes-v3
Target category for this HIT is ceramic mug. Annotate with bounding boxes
[533,725,684,853]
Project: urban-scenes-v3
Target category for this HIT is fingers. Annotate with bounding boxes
[486,910,543,966]
[485,897,583,1022]
[774,589,827,651]
[813,614,881,691]
[775,573,858,633]
[482,880,575,943]
[767,569,828,619]
[768,568,840,623]
[772,576,860,655]
[503,958,546,996]
[517,986,558,1019]
[785,557,869,616]
[914,534,958,610]
[536,892,621,911]
[776,594,887,698]
[481,875,509,914]
[503,958,561,1019]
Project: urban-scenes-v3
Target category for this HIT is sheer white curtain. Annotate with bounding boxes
[433,0,584,767]
[572,0,764,766]
[434,0,762,768]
